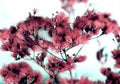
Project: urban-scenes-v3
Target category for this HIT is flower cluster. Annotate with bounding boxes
[101,68,120,84]
[36,51,47,66]
[46,76,104,84]
[0,62,42,84]
[0,26,31,59]
[0,0,120,83]
[60,0,88,13]
[112,49,120,68]
[46,56,75,73]
[46,55,86,78]
[0,10,118,59]
[73,10,119,37]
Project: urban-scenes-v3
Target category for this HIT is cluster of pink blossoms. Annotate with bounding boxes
[101,68,120,84]
[0,62,42,84]
[60,0,88,13]
[0,0,120,84]
[112,49,120,68]
[46,77,104,84]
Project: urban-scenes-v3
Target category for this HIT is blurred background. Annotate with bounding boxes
[0,0,120,83]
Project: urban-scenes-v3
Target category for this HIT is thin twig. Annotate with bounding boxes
[63,49,68,61]
[66,44,77,51]
[74,44,84,59]
[34,59,50,76]
[90,33,103,40]
[37,43,63,60]
[23,56,50,76]
[60,50,65,60]
[23,56,34,60]
[46,49,63,60]
[62,49,74,82]
[62,49,73,82]
[66,44,73,51]
[69,70,73,80]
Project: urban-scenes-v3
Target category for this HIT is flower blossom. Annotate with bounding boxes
[0,62,43,84]
[112,49,120,68]
[101,68,120,84]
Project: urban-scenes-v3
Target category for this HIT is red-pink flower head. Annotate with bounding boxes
[36,52,47,66]
[100,67,120,84]
[74,55,87,63]
[61,0,88,13]
[54,12,70,28]
[0,62,43,84]
[47,56,75,73]
[112,49,120,68]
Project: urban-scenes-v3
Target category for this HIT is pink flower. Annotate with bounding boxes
[0,29,11,41]
[36,52,47,65]
[46,78,53,84]
[96,48,104,63]
[78,0,88,3]
[100,68,111,76]
[56,27,64,34]
[0,63,21,83]
[61,42,70,48]
[61,0,88,13]
[93,20,105,28]
[44,17,54,30]
[112,49,120,68]
[43,40,55,49]
[0,6,120,84]
[32,45,42,52]
[100,68,120,84]
[76,77,95,84]
[54,13,70,28]
[74,55,86,63]
[28,71,43,84]
[58,77,69,84]
[47,56,75,72]
[0,62,43,84]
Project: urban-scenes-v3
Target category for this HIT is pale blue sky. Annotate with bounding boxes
[0,0,120,28]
